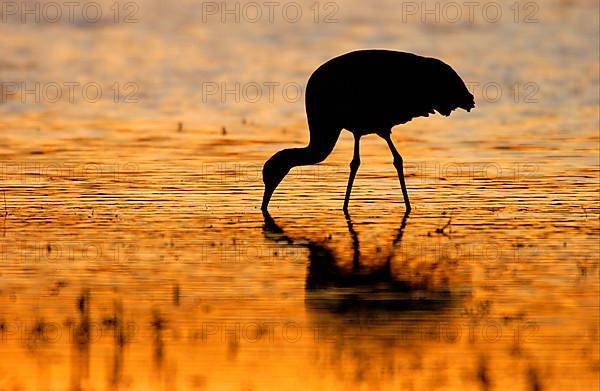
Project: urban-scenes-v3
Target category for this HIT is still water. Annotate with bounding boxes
[0,0,598,389]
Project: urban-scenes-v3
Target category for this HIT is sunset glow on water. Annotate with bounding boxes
[0,0,598,390]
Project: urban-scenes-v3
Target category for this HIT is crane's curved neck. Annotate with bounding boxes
[281,129,341,169]
[280,145,329,168]
[261,129,340,212]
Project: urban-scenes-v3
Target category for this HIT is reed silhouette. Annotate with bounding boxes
[262,50,475,212]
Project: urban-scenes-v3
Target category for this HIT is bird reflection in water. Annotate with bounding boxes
[262,211,455,315]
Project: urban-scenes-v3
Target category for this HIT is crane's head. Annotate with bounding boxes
[261,150,293,211]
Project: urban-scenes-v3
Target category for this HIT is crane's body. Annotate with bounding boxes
[262,50,475,213]
[306,50,474,136]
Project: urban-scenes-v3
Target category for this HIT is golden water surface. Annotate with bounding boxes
[0,0,598,390]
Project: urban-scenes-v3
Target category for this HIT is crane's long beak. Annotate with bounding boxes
[261,185,274,212]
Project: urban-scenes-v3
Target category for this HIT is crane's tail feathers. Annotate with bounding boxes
[436,91,475,116]
[461,92,476,112]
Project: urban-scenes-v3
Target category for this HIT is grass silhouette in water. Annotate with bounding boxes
[262,50,475,213]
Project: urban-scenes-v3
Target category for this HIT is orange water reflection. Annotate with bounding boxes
[0,0,598,389]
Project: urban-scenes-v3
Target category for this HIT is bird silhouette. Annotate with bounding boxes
[262,49,475,212]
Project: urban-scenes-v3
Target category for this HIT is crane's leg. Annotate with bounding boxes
[382,133,411,212]
[343,134,361,211]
